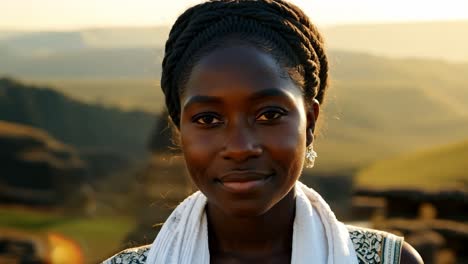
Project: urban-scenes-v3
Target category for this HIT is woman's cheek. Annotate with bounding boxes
[181,128,221,176]
[263,116,305,149]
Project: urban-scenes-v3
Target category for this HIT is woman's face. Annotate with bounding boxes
[179,45,317,217]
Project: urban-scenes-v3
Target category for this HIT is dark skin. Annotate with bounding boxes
[179,45,423,264]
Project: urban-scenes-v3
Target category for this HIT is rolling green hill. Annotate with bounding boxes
[0,77,157,154]
[310,51,468,172]
[25,78,165,112]
[356,139,468,189]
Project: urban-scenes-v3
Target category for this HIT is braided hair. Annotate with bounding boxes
[161,0,329,127]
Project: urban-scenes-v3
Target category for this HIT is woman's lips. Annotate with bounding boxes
[217,171,272,193]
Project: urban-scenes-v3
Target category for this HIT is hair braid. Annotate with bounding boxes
[267,0,329,102]
[161,0,329,126]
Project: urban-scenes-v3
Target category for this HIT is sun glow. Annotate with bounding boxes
[1,0,467,31]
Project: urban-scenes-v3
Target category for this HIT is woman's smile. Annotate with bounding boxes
[216,170,274,194]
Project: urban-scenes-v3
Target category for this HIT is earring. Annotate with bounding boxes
[305,145,317,168]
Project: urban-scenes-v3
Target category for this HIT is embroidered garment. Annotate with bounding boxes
[105,245,149,264]
[347,226,403,264]
[102,182,403,264]
[102,226,402,264]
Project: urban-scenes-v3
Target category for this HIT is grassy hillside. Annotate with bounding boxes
[26,78,165,113]
[356,139,468,189]
[0,77,157,154]
[308,50,468,171]
[0,207,134,263]
[329,51,468,114]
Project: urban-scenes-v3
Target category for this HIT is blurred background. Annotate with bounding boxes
[1,0,467,263]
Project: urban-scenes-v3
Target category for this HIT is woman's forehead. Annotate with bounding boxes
[192,45,280,78]
[183,45,301,97]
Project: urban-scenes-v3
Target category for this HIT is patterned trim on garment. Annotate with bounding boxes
[101,245,150,264]
[347,225,403,264]
[101,227,403,264]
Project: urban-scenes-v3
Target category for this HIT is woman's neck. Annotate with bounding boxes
[206,189,296,259]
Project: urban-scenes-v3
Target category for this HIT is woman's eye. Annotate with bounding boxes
[193,114,222,125]
[256,110,285,121]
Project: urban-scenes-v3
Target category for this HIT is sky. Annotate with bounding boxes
[1,0,468,31]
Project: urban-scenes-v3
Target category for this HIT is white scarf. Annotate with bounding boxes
[146,181,358,264]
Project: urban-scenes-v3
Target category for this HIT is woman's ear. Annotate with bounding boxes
[306,99,320,146]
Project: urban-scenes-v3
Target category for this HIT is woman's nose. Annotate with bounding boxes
[220,124,262,162]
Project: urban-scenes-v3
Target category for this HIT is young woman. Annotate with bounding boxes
[103,0,422,263]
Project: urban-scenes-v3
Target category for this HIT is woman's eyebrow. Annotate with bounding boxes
[183,95,223,109]
[250,88,294,101]
[183,88,293,109]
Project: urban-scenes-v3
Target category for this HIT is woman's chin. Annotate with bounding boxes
[213,200,274,218]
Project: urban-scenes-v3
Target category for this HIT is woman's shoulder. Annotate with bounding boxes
[346,225,404,264]
[346,225,422,264]
[101,244,151,264]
